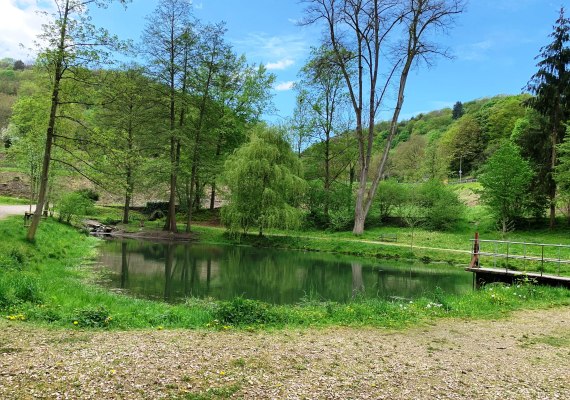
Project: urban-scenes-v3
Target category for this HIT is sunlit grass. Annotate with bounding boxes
[0,195,30,205]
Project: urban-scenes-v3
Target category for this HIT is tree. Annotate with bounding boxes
[452,101,463,119]
[479,143,534,234]
[295,45,350,220]
[204,58,275,211]
[554,129,570,223]
[391,134,427,181]
[13,60,25,71]
[303,0,464,234]
[142,0,193,233]
[183,23,231,232]
[94,67,155,223]
[525,6,570,228]
[221,125,306,236]
[26,0,130,241]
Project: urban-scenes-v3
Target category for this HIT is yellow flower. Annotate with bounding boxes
[73,321,78,325]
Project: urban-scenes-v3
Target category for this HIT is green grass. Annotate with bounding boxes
[1,216,569,331]
[0,195,29,205]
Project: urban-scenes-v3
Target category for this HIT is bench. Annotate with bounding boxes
[24,212,33,227]
[378,233,397,242]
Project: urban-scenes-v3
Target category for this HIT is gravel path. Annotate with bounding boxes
[1,307,569,399]
[0,205,31,220]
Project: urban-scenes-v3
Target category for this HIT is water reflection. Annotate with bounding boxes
[99,239,472,304]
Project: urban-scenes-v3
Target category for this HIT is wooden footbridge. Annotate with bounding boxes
[465,233,570,289]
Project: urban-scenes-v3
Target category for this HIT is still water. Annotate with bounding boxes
[97,239,472,304]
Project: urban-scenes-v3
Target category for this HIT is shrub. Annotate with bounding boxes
[214,297,279,326]
[418,180,464,230]
[56,192,95,223]
[376,179,409,221]
[73,306,112,328]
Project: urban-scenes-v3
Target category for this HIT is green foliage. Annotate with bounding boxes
[221,125,307,235]
[56,191,96,224]
[479,143,534,232]
[304,180,354,229]
[214,297,279,326]
[376,179,408,221]
[418,180,465,230]
[75,188,99,202]
[73,306,112,328]
[390,135,427,181]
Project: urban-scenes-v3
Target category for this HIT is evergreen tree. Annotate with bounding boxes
[525,6,570,227]
[452,101,464,119]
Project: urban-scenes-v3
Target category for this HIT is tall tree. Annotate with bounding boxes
[26,0,129,241]
[95,67,156,223]
[183,23,230,232]
[296,45,349,219]
[303,0,464,234]
[142,0,193,233]
[525,6,570,228]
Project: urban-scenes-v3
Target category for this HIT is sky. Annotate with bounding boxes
[0,0,566,123]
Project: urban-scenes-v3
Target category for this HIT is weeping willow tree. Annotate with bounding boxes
[221,125,307,236]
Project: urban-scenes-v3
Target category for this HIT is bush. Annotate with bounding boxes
[328,208,354,232]
[376,179,409,221]
[418,180,464,230]
[73,306,112,328]
[214,297,279,326]
[56,192,95,223]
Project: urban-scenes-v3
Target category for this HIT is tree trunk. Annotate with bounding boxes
[27,2,69,241]
[123,166,133,224]
[550,127,558,228]
[210,182,216,210]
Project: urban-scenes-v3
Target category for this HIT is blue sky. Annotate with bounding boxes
[0,0,566,122]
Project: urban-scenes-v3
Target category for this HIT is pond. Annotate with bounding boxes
[96,239,473,304]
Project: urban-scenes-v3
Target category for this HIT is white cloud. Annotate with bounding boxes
[0,0,53,60]
[456,39,494,61]
[275,81,295,91]
[266,58,294,70]
[234,32,308,66]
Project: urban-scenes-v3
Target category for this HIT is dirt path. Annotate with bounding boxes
[0,204,31,220]
[1,307,569,399]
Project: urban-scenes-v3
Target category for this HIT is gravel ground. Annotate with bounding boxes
[1,307,569,399]
[0,205,31,220]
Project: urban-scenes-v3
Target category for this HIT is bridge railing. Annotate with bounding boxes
[469,237,570,277]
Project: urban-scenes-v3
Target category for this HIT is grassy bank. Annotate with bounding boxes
[190,224,570,277]
[1,217,569,331]
[0,195,29,205]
